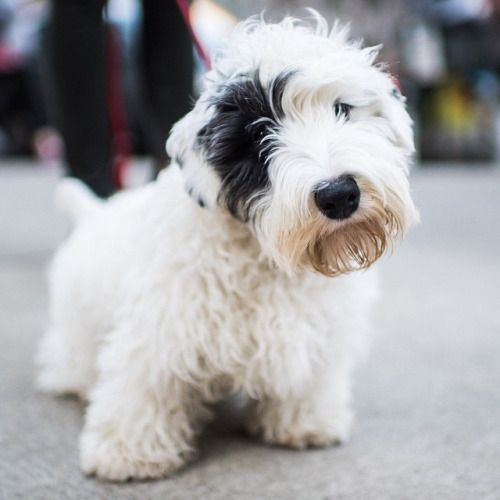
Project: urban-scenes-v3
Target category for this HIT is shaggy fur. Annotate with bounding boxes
[36,12,418,481]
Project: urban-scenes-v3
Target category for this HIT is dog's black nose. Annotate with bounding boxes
[314,176,360,220]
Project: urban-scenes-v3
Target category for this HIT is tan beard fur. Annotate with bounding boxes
[277,179,408,277]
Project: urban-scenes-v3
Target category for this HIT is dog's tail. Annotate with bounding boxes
[55,177,103,224]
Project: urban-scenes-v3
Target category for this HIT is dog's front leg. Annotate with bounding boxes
[79,323,206,481]
[248,359,354,449]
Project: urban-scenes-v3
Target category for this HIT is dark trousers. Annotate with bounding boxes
[44,0,193,197]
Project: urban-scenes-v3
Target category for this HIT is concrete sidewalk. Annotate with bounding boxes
[1,162,499,499]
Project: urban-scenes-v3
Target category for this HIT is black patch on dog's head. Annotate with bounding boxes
[196,71,294,221]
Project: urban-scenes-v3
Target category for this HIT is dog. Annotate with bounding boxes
[36,12,418,481]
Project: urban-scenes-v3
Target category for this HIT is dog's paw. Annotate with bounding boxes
[80,429,194,481]
[250,411,354,450]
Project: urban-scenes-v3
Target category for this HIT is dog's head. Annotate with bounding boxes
[167,12,419,276]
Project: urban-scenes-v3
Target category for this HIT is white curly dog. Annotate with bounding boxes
[36,12,418,481]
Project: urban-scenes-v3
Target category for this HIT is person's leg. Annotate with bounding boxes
[45,0,115,197]
[139,0,194,173]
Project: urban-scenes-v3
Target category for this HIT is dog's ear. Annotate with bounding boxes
[166,101,223,210]
[379,81,415,156]
[166,108,198,167]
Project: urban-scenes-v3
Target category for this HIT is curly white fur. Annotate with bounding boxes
[36,12,417,481]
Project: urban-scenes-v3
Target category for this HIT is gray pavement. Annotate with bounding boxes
[1,161,499,499]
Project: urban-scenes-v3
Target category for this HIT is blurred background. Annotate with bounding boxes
[0,0,499,168]
[1,2,499,499]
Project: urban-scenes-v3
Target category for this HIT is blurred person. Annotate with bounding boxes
[43,0,194,197]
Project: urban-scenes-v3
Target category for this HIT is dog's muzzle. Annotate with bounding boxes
[314,176,360,220]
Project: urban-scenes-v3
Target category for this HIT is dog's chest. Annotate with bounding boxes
[169,240,332,397]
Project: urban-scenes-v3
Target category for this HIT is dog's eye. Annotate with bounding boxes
[334,102,353,120]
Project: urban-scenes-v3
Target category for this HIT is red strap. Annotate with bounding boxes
[106,25,131,189]
[176,0,212,69]
[389,73,401,92]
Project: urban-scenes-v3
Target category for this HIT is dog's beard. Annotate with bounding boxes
[272,179,410,276]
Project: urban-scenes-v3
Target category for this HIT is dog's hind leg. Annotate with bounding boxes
[36,259,100,399]
[36,320,99,399]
